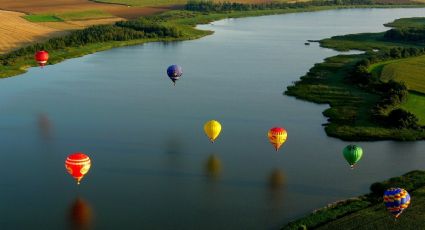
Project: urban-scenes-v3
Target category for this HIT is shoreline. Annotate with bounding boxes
[1,4,424,79]
[285,14,425,141]
[282,170,425,229]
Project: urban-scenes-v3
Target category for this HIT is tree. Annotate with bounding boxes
[387,108,419,129]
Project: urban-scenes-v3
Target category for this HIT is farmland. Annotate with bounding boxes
[0,0,175,53]
[0,10,63,54]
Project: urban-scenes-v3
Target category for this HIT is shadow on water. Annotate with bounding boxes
[68,197,94,230]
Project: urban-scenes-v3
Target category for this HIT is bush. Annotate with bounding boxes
[387,108,419,129]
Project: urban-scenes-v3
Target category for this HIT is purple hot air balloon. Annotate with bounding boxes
[167,65,183,86]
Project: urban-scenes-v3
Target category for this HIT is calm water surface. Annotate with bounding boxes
[1,8,425,230]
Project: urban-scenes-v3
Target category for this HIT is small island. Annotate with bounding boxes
[286,17,425,141]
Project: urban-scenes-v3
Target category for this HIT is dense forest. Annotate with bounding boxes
[384,28,425,42]
[0,20,182,66]
[186,0,380,12]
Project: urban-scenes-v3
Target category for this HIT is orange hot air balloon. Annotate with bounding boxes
[65,153,91,185]
[268,127,288,151]
[35,50,49,67]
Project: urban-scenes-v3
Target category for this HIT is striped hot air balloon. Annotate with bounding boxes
[268,127,287,151]
[167,65,183,85]
[384,188,411,218]
[35,50,49,67]
[204,120,222,143]
[65,153,91,185]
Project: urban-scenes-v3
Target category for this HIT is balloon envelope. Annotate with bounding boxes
[65,153,91,184]
[383,188,410,218]
[268,127,287,151]
[342,145,363,168]
[204,120,222,143]
[167,65,183,85]
[35,50,49,67]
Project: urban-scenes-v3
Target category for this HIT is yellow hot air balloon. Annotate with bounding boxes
[268,127,287,151]
[204,120,222,143]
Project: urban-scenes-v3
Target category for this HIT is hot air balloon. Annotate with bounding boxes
[167,64,183,85]
[204,120,222,143]
[35,50,49,67]
[268,127,287,151]
[384,188,410,218]
[342,144,363,169]
[65,153,91,185]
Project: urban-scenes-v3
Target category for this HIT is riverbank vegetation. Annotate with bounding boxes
[282,170,425,229]
[286,17,425,140]
[2,1,423,78]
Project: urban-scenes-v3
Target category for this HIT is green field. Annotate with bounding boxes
[23,15,63,22]
[23,10,113,22]
[56,10,114,21]
[380,55,425,94]
[401,92,425,125]
[283,170,425,230]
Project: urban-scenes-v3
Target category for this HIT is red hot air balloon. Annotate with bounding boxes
[65,153,91,185]
[35,50,49,67]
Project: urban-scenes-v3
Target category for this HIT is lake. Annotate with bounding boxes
[1,8,425,230]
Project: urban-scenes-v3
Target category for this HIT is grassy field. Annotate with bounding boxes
[316,187,425,229]
[23,15,63,22]
[401,92,425,125]
[379,55,425,94]
[56,10,114,20]
[366,53,425,125]
[283,170,425,230]
[23,10,114,22]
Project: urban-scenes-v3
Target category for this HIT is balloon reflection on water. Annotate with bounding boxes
[205,154,222,179]
[269,169,286,190]
[69,197,93,230]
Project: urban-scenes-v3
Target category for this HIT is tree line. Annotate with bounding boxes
[0,19,182,66]
[186,0,377,12]
[348,47,425,129]
[384,27,425,43]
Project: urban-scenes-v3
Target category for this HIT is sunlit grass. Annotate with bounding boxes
[22,10,114,22]
[380,55,425,94]
[401,92,425,125]
[23,14,63,22]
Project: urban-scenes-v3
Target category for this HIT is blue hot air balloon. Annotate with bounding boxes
[167,65,183,85]
[383,188,411,218]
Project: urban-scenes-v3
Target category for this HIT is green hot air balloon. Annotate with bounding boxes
[343,145,363,169]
